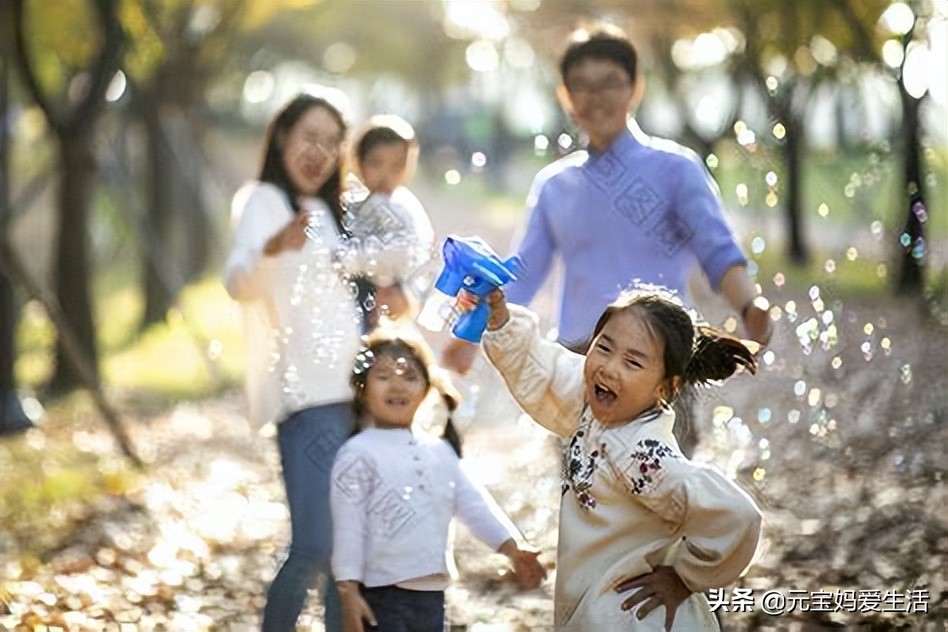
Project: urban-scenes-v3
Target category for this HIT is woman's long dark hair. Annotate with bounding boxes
[259,94,347,231]
[351,329,464,456]
[589,289,757,402]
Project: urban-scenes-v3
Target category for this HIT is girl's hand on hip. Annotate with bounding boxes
[614,565,691,631]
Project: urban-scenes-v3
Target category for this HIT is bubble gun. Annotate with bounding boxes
[416,235,521,343]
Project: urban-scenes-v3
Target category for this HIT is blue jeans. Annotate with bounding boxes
[361,585,445,632]
[262,402,356,632]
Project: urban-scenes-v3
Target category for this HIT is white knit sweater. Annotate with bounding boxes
[223,182,362,429]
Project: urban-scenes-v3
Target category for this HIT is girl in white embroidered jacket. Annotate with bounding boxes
[331,329,546,632]
[479,285,763,631]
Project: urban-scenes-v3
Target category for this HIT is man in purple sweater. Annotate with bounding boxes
[443,24,771,451]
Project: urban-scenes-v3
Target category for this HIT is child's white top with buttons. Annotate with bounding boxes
[330,427,518,590]
[483,305,762,631]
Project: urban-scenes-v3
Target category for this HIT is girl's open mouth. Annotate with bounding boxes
[593,383,617,405]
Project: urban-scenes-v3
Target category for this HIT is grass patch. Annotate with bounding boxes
[15,275,244,400]
[0,396,141,556]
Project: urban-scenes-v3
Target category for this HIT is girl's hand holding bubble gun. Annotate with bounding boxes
[417,235,521,343]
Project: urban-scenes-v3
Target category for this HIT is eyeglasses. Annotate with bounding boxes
[566,80,632,97]
[300,133,342,158]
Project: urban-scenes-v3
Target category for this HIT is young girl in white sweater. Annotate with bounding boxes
[330,329,545,632]
[480,286,763,631]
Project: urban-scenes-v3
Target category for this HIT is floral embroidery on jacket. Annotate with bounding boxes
[626,438,677,495]
[562,414,605,510]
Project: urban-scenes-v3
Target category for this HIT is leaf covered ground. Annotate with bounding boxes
[1,291,946,632]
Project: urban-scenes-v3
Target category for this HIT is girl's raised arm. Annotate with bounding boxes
[481,301,584,437]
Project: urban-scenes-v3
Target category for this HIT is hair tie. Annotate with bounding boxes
[352,347,376,378]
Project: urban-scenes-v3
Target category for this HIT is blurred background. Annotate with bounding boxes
[1,0,945,406]
[0,1,946,630]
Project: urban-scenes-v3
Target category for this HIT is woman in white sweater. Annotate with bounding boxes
[479,286,763,631]
[224,94,420,632]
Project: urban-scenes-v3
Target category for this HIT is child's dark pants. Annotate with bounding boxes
[361,585,445,632]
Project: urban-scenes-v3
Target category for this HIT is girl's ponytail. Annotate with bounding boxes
[683,324,757,386]
[431,369,464,457]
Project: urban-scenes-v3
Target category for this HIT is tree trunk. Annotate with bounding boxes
[140,103,175,327]
[895,88,925,294]
[48,130,100,392]
[0,20,32,435]
[783,107,809,265]
[177,115,210,282]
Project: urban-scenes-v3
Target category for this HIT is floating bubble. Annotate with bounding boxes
[821,311,834,325]
[723,316,738,333]
[846,247,858,261]
[807,388,822,407]
[712,406,734,427]
[831,356,842,369]
[736,183,748,203]
[900,364,912,384]
[808,286,820,300]
[824,259,836,273]
[870,221,883,237]
[785,300,798,323]
[445,169,461,185]
[769,305,783,321]
[758,408,772,423]
[207,339,223,361]
[765,171,778,186]
[773,272,785,287]
[863,323,874,335]
[818,203,829,217]
[812,298,825,313]
[900,232,912,247]
[706,153,719,168]
[533,135,549,154]
[765,191,778,207]
[772,123,786,139]
[753,468,766,481]
[788,410,800,424]
[763,350,775,365]
[912,238,926,259]
[796,318,819,354]
[751,236,766,254]
[471,152,487,168]
[881,337,892,354]
[793,381,807,397]
[825,393,838,408]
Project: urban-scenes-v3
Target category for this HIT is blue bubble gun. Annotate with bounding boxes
[416,235,521,343]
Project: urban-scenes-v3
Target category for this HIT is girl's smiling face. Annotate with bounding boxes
[363,352,428,429]
[583,308,669,426]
